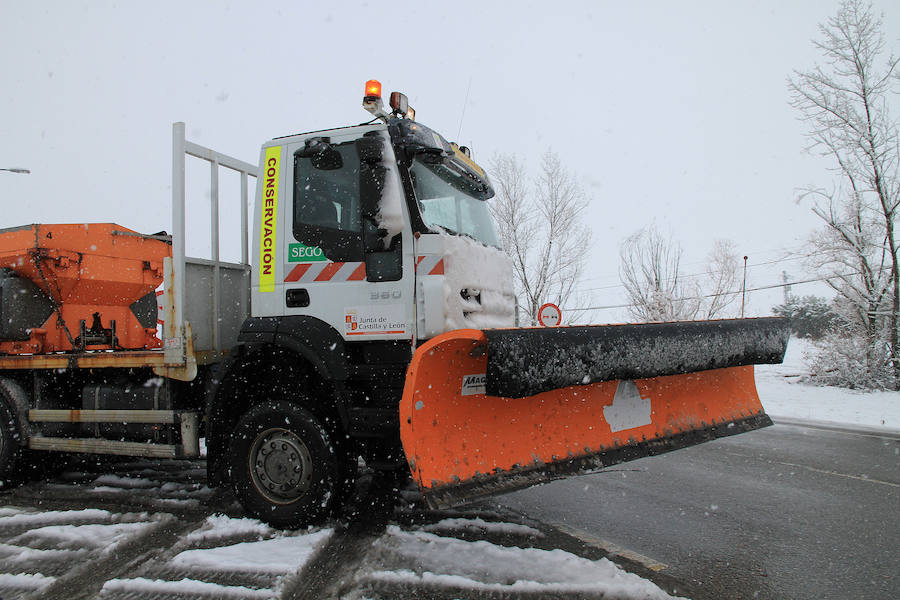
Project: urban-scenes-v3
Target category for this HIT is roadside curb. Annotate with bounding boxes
[770,415,900,439]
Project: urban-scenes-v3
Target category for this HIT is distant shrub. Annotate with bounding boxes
[804,328,898,390]
[773,295,838,340]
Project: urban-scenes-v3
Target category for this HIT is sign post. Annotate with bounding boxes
[537,302,562,327]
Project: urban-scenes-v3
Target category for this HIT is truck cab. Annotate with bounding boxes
[250,113,515,340]
[207,84,514,525]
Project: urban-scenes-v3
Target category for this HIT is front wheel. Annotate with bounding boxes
[229,401,337,528]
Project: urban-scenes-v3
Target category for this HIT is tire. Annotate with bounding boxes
[229,400,338,528]
[0,393,25,490]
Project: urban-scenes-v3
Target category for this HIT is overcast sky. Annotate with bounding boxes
[2,1,898,321]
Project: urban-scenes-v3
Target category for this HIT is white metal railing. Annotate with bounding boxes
[171,122,258,358]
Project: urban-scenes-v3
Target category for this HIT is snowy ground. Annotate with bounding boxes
[0,503,326,599]
[0,458,684,600]
[1,337,896,599]
[757,337,900,431]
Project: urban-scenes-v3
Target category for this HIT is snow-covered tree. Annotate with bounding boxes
[789,0,900,387]
[488,151,591,325]
[772,295,839,339]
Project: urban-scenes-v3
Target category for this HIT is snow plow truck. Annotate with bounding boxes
[0,81,790,527]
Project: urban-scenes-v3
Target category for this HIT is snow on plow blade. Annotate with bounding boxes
[399,317,789,509]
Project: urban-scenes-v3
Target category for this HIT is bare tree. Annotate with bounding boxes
[789,0,900,384]
[619,226,699,322]
[619,227,741,322]
[488,151,591,325]
[701,239,741,319]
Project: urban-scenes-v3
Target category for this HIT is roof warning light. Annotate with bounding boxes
[364,80,382,101]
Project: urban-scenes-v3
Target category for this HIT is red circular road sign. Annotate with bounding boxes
[538,302,562,327]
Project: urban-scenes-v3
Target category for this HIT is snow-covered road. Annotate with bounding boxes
[0,458,683,600]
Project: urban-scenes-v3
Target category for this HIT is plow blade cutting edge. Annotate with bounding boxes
[399,317,790,508]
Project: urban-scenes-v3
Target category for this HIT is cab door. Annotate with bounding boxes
[281,127,415,342]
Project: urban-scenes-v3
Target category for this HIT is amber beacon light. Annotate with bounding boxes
[364,80,382,101]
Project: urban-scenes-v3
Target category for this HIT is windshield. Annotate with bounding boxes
[409,158,500,248]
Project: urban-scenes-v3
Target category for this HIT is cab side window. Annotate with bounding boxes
[293,140,364,262]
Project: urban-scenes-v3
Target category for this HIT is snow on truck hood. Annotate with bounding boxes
[438,231,516,331]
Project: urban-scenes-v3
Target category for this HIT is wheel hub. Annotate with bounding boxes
[249,428,314,503]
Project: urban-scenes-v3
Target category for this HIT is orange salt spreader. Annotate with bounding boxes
[0,224,170,354]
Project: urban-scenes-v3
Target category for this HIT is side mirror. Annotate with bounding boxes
[418,150,444,165]
[358,134,386,220]
[363,222,385,251]
[296,138,343,170]
[359,163,385,221]
[365,232,402,282]
[356,135,384,164]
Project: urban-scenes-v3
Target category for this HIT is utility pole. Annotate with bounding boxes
[782,271,792,303]
[741,256,748,318]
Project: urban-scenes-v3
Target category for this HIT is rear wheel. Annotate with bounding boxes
[229,400,337,528]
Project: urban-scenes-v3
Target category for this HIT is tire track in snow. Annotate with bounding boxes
[285,521,385,600]
[30,514,203,600]
[105,526,333,599]
[1,461,691,599]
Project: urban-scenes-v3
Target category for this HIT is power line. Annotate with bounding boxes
[564,271,862,312]
[671,242,812,270]
[580,242,812,281]
[576,250,825,294]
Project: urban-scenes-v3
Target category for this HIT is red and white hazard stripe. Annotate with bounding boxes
[284,262,366,283]
[415,255,445,275]
[156,289,165,327]
[284,257,445,282]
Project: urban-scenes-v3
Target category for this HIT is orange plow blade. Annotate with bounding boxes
[400,319,789,508]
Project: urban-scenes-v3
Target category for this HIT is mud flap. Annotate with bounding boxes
[400,319,788,509]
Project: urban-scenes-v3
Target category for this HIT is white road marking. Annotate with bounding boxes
[772,418,900,440]
[724,450,900,488]
[772,460,900,488]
